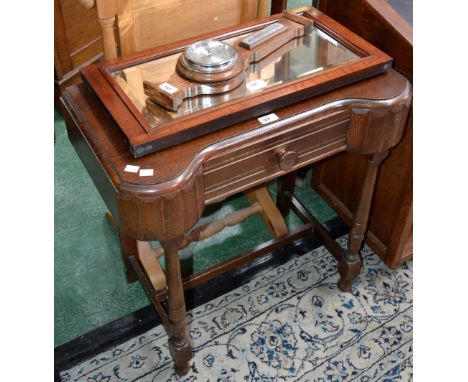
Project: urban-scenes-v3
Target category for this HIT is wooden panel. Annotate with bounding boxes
[60,0,101,55]
[318,0,411,80]
[107,0,285,60]
[55,0,104,108]
[312,0,413,268]
[54,0,73,78]
[59,0,103,69]
[129,0,250,52]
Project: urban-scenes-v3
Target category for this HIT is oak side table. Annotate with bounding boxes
[60,8,412,375]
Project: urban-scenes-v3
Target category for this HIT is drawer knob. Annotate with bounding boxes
[276,149,298,171]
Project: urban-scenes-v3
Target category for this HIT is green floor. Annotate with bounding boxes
[54,0,328,347]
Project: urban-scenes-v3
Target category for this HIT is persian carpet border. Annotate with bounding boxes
[60,236,413,382]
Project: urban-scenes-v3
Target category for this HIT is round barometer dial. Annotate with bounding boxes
[182,40,239,73]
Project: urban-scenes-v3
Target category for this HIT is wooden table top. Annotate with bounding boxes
[62,69,410,195]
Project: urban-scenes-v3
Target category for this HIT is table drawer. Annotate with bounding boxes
[203,109,350,203]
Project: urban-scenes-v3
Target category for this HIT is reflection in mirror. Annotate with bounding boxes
[111,25,359,128]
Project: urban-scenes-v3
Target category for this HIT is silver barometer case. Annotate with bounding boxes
[180,40,239,74]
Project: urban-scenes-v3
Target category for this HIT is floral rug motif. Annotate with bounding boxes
[60,237,413,381]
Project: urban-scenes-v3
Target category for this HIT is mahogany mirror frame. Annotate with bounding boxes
[81,7,392,157]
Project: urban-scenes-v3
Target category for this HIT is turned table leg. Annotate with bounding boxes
[338,151,389,292]
[161,237,192,375]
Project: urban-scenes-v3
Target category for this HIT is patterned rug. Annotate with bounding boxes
[60,237,413,381]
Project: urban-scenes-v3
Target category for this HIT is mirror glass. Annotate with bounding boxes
[111,25,359,128]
